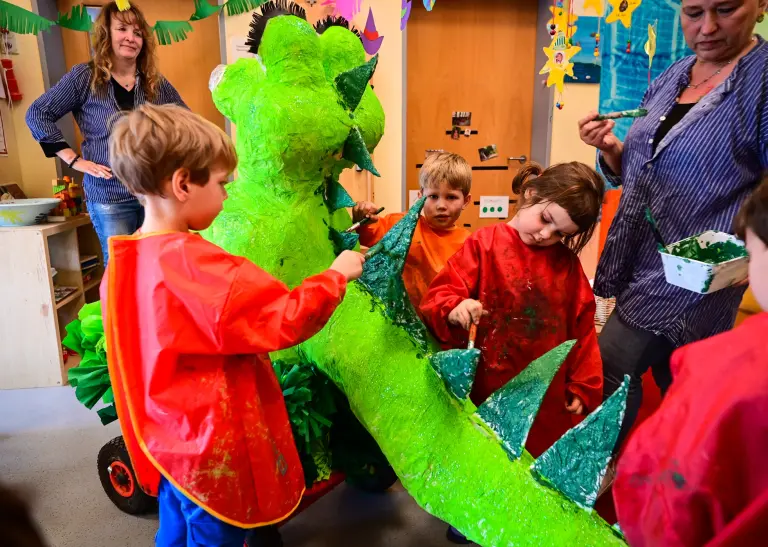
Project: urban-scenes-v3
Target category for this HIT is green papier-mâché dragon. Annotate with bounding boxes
[202,2,629,545]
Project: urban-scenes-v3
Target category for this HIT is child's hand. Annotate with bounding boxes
[448,299,486,330]
[566,395,585,415]
[352,201,381,224]
[331,250,366,281]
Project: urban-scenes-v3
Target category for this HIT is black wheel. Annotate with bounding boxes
[346,463,398,493]
[97,436,157,515]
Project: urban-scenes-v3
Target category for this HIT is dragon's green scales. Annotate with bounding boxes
[202,3,629,545]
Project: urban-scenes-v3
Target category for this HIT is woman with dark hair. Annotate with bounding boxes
[26,1,186,262]
[578,0,768,454]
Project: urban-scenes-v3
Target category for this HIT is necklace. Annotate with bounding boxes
[687,59,732,89]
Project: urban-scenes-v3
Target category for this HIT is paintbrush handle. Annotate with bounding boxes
[345,207,385,233]
[595,108,648,121]
[468,323,477,350]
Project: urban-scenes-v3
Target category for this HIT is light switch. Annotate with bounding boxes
[479,196,509,218]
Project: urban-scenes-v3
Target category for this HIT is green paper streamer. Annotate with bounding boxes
[97,404,118,425]
[476,340,574,462]
[329,226,359,254]
[342,127,380,177]
[325,178,356,212]
[531,375,630,510]
[224,0,266,17]
[62,321,83,356]
[335,54,379,111]
[153,20,194,45]
[57,5,93,32]
[0,0,55,35]
[428,348,480,400]
[190,0,221,21]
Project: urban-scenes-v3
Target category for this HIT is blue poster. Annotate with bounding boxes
[566,16,601,83]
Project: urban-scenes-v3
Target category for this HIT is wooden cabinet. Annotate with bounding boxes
[0,216,103,389]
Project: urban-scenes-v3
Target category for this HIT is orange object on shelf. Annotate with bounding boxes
[598,189,622,256]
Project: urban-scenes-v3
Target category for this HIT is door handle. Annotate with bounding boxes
[508,155,527,164]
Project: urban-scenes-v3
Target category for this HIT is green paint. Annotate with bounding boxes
[476,341,574,461]
[595,108,648,121]
[668,237,747,264]
[325,177,356,212]
[335,54,379,111]
[671,471,686,489]
[429,349,481,400]
[329,226,359,254]
[532,376,629,510]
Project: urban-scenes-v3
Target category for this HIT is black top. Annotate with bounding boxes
[39,77,137,157]
[653,102,695,153]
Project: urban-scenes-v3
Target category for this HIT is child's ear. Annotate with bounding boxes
[417,189,423,199]
[462,193,471,210]
[170,168,191,201]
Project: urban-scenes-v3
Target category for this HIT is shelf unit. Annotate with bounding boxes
[0,216,103,389]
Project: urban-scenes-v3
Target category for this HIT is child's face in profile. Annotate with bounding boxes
[511,194,578,248]
[185,167,230,231]
[419,181,470,230]
[745,228,767,311]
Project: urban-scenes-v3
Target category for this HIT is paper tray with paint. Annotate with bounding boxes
[659,231,748,294]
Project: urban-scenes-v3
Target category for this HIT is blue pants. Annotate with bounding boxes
[156,478,248,547]
[89,200,144,265]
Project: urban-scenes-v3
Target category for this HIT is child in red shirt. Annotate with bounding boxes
[103,104,365,546]
[421,162,605,457]
[352,152,472,311]
[613,180,768,547]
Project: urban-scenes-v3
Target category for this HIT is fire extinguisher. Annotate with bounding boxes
[1,58,22,101]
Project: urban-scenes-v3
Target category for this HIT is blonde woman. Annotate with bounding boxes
[26,1,185,262]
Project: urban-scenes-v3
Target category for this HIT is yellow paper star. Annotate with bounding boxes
[548,6,578,39]
[583,0,605,16]
[539,37,581,93]
[606,0,642,28]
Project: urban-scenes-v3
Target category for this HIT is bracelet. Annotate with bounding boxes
[67,155,81,168]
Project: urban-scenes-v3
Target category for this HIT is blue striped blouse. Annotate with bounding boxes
[26,63,186,204]
[595,36,767,347]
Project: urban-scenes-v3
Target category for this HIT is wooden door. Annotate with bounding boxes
[56,0,224,141]
[406,0,537,230]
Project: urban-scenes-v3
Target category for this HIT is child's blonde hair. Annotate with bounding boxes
[109,104,237,197]
[419,152,472,195]
[512,161,605,254]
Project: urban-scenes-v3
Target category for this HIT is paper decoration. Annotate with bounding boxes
[57,5,93,32]
[190,0,222,21]
[479,196,509,219]
[0,0,55,35]
[423,0,436,11]
[116,0,131,11]
[322,0,362,21]
[582,0,605,16]
[645,20,657,84]
[361,8,384,55]
[548,3,578,39]
[401,0,412,31]
[606,0,642,28]
[539,31,581,93]
[154,21,194,45]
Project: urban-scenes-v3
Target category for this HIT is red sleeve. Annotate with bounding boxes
[357,214,400,248]
[420,235,482,346]
[219,260,347,355]
[563,264,603,412]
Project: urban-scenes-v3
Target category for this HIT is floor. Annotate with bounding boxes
[0,387,449,547]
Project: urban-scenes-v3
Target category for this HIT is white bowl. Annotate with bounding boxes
[0,198,61,227]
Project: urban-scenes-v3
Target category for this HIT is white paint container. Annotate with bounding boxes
[659,231,749,294]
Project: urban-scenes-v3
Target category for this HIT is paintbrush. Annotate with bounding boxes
[364,243,383,260]
[595,108,648,121]
[644,206,667,250]
[468,323,478,350]
[345,207,385,233]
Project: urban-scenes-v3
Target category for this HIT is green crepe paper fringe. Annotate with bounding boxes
[0,0,55,35]
[531,375,630,510]
[476,340,575,462]
[57,5,93,32]
[154,21,194,46]
[190,0,221,21]
[224,0,267,17]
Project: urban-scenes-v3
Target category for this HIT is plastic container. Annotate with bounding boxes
[0,198,61,227]
[659,231,749,294]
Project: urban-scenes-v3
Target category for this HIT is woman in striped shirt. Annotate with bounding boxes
[578,0,767,451]
[26,2,185,263]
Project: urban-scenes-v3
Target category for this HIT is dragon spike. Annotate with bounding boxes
[531,375,630,510]
[329,226,360,255]
[359,197,429,351]
[325,177,356,212]
[342,127,380,177]
[335,54,379,111]
[475,340,575,462]
[429,349,481,400]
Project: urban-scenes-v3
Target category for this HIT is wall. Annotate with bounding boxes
[0,101,24,186]
[2,0,59,198]
[222,2,404,211]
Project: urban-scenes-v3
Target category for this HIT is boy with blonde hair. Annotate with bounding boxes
[103,104,364,545]
[353,151,472,310]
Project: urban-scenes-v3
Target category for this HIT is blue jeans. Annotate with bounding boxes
[89,200,144,265]
[156,478,248,547]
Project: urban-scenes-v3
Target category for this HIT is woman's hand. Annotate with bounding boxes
[352,201,381,224]
[578,111,624,174]
[72,159,113,179]
[448,299,487,330]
